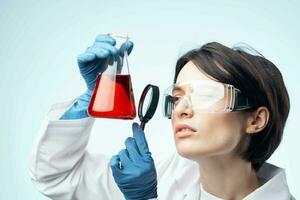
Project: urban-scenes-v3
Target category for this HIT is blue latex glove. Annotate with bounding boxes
[110,123,158,200]
[60,34,134,120]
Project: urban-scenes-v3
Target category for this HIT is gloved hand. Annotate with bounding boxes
[60,34,134,120]
[110,123,158,200]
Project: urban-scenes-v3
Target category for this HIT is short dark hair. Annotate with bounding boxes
[174,42,290,171]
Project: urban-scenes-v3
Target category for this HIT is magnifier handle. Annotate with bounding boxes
[140,121,145,130]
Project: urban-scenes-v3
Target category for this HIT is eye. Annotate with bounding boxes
[171,96,182,105]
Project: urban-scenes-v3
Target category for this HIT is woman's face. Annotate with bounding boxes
[171,61,247,161]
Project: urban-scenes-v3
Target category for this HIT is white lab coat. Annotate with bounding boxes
[29,100,295,200]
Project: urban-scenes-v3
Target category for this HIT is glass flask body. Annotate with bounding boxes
[88,34,136,119]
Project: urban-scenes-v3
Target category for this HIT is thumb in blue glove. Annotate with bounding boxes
[110,122,158,200]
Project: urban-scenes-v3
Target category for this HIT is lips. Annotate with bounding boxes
[175,124,197,138]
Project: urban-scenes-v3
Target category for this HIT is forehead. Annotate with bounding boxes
[176,61,216,84]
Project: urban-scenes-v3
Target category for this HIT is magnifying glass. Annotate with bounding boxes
[138,84,160,130]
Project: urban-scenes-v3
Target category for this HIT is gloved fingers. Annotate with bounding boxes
[86,47,111,60]
[125,137,142,162]
[77,52,97,64]
[118,149,131,165]
[119,41,134,57]
[91,42,119,57]
[132,122,151,158]
[95,34,116,46]
[110,154,122,170]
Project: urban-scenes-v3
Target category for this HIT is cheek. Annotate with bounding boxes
[173,113,244,159]
[203,117,242,154]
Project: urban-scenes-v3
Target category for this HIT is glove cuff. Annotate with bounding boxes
[59,90,92,120]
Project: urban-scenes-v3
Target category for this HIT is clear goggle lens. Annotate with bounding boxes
[162,80,251,118]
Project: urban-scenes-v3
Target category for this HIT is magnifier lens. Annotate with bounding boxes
[142,89,153,116]
[138,84,160,130]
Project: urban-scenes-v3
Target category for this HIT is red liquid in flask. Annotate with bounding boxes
[88,74,136,119]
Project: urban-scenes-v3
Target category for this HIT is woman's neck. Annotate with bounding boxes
[197,155,261,200]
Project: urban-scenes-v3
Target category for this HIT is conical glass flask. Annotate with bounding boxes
[88,33,136,119]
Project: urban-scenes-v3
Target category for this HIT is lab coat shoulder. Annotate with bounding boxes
[29,100,123,200]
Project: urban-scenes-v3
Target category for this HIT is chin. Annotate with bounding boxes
[175,140,204,160]
[175,139,220,160]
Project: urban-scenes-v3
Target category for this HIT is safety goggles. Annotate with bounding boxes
[162,80,251,118]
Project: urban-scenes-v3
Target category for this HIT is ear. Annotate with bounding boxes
[245,106,270,134]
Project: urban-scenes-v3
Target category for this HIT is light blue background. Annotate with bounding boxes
[0,0,299,199]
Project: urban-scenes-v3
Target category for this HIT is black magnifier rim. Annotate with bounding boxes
[138,84,160,123]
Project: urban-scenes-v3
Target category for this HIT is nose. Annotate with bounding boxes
[172,96,194,118]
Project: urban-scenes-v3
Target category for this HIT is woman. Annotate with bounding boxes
[29,34,295,199]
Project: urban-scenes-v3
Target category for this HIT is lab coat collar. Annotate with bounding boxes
[175,162,293,200]
[244,162,293,200]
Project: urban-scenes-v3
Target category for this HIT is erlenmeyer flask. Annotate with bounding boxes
[88,33,136,119]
